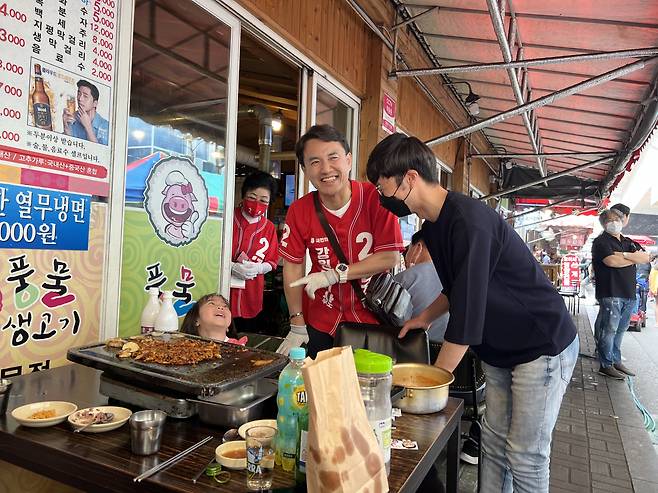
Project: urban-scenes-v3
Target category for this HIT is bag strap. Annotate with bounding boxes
[312,192,367,304]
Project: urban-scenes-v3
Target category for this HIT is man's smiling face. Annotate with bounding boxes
[301,138,352,198]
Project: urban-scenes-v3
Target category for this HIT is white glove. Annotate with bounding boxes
[231,261,259,280]
[247,261,273,275]
[276,324,309,355]
[289,269,339,300]
[181,211,199,238]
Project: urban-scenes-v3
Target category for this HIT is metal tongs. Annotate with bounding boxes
[134,435,214,482]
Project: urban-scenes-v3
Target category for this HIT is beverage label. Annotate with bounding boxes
[292,384,307,410]
[371,417,392,463]
[33,103,52,128]
[297,429,308,473]
[140,325,154,335]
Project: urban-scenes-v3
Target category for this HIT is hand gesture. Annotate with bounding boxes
[289,270,339,300]
[398,316,430,339]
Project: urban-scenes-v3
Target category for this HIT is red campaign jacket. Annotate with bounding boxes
[230,208,279,319]
[279,181,403,335]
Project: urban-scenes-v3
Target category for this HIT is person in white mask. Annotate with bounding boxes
[591,209,652,379]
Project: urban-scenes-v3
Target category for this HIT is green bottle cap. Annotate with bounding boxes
[353,349,393,374]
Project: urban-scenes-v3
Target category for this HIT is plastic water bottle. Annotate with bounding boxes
[354,349,392,475]
[275,347,307,472]
[140,288,161,334]
[154,291,178,332]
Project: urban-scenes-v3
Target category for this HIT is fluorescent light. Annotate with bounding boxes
[131,129,145,141]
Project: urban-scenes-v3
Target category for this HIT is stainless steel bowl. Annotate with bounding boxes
[392,363,454,414]
[194,378,277,428]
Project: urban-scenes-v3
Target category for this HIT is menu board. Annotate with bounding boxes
[0,0,119,194]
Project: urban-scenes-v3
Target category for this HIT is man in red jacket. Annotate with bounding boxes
[278,125,403,357]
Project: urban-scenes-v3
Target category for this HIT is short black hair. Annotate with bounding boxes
[295,124,350,166]
[366,133,439,185]
[410,230,424,245]
[610,203,630,217]
[77,79,100,101]
[241,171,277,198]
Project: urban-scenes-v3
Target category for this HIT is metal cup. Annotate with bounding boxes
[129,410,167,455]
[0,379,12,416]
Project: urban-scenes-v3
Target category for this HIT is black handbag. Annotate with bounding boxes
[334,322,429,364]
[312,192,413,328]
[364,271,413,327]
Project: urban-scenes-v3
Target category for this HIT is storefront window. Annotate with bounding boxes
[118,0,235,337]
[316,87,354,146]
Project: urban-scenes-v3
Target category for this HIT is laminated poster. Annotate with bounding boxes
[0,0,119,194]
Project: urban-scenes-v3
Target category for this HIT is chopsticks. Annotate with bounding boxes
[134,435,214,483]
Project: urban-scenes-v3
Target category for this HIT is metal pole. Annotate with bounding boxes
[485,0,545,176]
[515,209,597,229]
[391,6,438,30]
[425,57,652,148]
[525,228,588,245]
[389,47,658,78]
[471,151,618,159]
[482,155,616,200]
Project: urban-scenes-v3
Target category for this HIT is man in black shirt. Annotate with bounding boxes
[367,133,578,493]
[591,209,652,379]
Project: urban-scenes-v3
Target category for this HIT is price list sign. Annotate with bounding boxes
[0,0,119,191]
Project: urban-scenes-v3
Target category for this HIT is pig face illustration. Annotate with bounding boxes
[144,157,208,247]
[162,182,196,226]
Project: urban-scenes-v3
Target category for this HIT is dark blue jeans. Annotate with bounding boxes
[595,297,635,368]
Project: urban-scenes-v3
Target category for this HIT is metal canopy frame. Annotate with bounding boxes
[389,0,658,198]
[424,58,652,147]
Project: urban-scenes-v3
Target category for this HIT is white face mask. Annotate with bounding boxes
[605,220,623,235]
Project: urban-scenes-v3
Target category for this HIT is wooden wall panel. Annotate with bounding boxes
[236,0,371,96]
[470,158,492,195]
[397,79,461,170]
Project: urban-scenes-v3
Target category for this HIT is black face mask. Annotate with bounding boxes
[379,188,413,217]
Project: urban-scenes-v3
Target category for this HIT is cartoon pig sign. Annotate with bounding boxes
[144,156,208,247]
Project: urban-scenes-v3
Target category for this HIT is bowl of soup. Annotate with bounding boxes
[392,363,454,414]
[215,440,247,470]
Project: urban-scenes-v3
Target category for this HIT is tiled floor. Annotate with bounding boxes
[439,299,658,493]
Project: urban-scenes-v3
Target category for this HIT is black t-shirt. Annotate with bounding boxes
[591,232,638,299]
[422,192,576,368]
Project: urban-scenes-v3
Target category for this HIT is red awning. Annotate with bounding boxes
[625,235,656,246]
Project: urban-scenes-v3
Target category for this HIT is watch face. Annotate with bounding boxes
[337,264,348,272]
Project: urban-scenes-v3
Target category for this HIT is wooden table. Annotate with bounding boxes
[0,365,463,493]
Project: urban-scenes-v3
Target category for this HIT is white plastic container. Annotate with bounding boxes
[154,291,178,332]
[140,288,161,334]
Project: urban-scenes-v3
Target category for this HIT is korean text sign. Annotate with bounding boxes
[0,0,119,189]
[0,182,90,250]
[0,202,105,378]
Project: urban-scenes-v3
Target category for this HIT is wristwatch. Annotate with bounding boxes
[335,263,349,283]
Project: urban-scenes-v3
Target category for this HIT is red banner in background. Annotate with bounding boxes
[560,254,580,292]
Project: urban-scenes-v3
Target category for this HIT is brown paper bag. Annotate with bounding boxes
[302,347,389,493]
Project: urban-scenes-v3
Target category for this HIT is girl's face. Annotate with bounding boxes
[196,296,231,339]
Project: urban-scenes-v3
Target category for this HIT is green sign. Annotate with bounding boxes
[119,207,222,337]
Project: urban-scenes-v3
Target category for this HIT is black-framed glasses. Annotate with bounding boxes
[376,174,406,197]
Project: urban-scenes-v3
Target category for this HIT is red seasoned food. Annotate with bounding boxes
[132,337,221,365]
